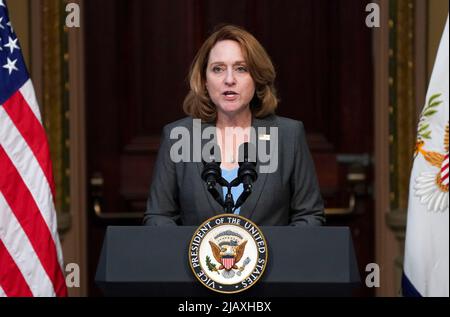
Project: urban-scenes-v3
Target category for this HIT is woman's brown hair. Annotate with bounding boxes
[183,25,278,122]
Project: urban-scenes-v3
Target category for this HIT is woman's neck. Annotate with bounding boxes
[216,108,252,129]
[215,108,252,169]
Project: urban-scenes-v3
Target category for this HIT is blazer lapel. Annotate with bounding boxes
[238,117,270,219]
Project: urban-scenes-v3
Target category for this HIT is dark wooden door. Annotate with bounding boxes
[85,0,374,296]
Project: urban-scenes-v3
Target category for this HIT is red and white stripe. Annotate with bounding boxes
[0,80,67,297]
[222,257,235,270]
[441,153,449,186]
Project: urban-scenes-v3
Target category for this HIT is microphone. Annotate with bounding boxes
[238,142,258,188]
[201,144,225,206]
[234,142,258,210]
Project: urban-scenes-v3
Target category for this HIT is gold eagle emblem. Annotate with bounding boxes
[208,239,247,271]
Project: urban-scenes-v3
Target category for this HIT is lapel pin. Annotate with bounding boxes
[259,134,270,141]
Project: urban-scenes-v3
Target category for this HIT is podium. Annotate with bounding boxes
[95,226,360,296]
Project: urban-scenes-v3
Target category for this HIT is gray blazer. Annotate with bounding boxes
[143,115,325,226]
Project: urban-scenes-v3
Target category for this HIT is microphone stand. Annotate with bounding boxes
[220,175,254,213]
[223,182,235,214]
[205,174,241,214]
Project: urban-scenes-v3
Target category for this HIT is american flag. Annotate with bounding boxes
[0,0,67,296]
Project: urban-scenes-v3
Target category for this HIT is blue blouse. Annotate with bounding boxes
[221,167,244,215]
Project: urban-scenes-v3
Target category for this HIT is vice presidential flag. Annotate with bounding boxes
[402,16,449,297]
[0,0,67,296]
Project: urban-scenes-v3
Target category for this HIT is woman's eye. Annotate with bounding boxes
[236,66,248,72]
[212,66,223,73]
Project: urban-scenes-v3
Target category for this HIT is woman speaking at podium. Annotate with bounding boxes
[143,25,325,226]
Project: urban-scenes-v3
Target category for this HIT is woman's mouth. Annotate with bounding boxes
[223,91,239,101]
